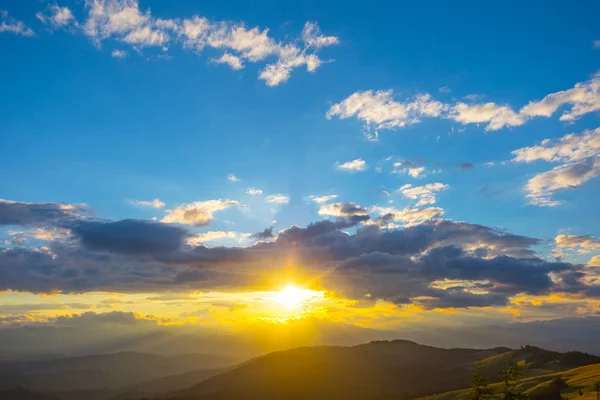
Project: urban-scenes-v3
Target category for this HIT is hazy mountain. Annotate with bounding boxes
[0,352,242,392]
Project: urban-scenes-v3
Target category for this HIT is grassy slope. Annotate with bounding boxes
[419,363,600,400]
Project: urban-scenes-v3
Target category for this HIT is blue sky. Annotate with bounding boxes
[1,0,600,327]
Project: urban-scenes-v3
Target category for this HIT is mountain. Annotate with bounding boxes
[171,340,599,400]
[0,352,242,392]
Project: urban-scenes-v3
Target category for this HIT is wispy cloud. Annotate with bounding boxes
[0,10,34,37]
[337,158,367,172]
[128,198,165,209]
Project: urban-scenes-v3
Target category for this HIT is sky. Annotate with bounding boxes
[1,0,600,331]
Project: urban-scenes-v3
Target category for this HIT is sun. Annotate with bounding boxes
[273,284,322,311]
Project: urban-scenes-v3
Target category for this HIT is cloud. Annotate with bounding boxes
[0,10,34,37]
[186,231,238,246]
[555,234,600,253]
[36,5,75,28]
[251,227,274,240]
[0,212,595,310]
[212,53,244,70]
[309,195,338,204]
[111,49,128,57]
[72,219,188,255]
[265,194,290,204]
[337,158,367,172]
[228,174,240,182]
[456,162,474,170]
[399,183,449,206]
[162,199,239,226]
[594,40,600,49]
[589,256,600,267]
[326,91,447,139]
[246,188,263,196]
[520,73,600,122]
[525,159,600,207]
[0,199,88,227]
[128,198,165,208]
[318,202,369,217]
[449,102,525,131]
[512,128,600,206]
[327,73,600,134]
[512,127,600,164]
[392,161,426,178]
[76,0,338,85]
[369,206,444,227]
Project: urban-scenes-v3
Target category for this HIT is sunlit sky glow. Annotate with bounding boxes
[1,0,600,332]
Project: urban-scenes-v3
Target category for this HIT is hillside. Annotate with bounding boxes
[169,341,598,400]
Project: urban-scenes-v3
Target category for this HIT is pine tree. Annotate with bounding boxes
[470,363,494,400]
[499,353,524,400]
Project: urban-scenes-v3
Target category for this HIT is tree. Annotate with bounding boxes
[470,363,494,400]
[499,354,525,400]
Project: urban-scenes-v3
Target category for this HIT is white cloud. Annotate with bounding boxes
[326,91,447,139]
[36,5,75,27]
[512,127,600,164]
[111,49,128,58]
[392,162,426,178]
[512,128,600,206]
[438,86,451,93]
[77,1,338,85]
[128,198,165,208]
[399,183,449,206]
[246,188,263,196]
[265,194,289,204]
[0,10,34,37]
[370,206,444,227]
[309,194,338,204]
[162,199,239,226]
[525,159,600,207]
[594,40,600,49]
[212,53,244,70]
[520,73,600,122]
[337,158,367,172]
[327,73,600,134]
[449,102,525,131]
[228,174,240,182]
[186,231,238,246]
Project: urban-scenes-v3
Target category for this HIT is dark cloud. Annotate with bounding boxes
[72,219,188,255]
[0,199,88,226]
[456,162,474,170]
[251,227,274,240]
[0,205,597,308]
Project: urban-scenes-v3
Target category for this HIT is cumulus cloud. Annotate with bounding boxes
[36,5,75,28]
[327,73,600,134]
[0,199,88,227]
[318,202,369,218]
[337,158,367,172]
[128,198,165,208]
[75,0,338,85]
[309,194,338,204]
[265,194,290,204]
[228,174,240,182]
[512,128,600,206]
[0,10,34,37]
[186,231,238,246]
[246,188,263,196]
[251,227,274,240]
[212,52,244,70]
[555,234,600,253]
[162,199,239,226]
[525,158,600,207]
[399,183,449,206]
[392,161,426,178]
[369,206,444,227]
[111,49,128,57]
